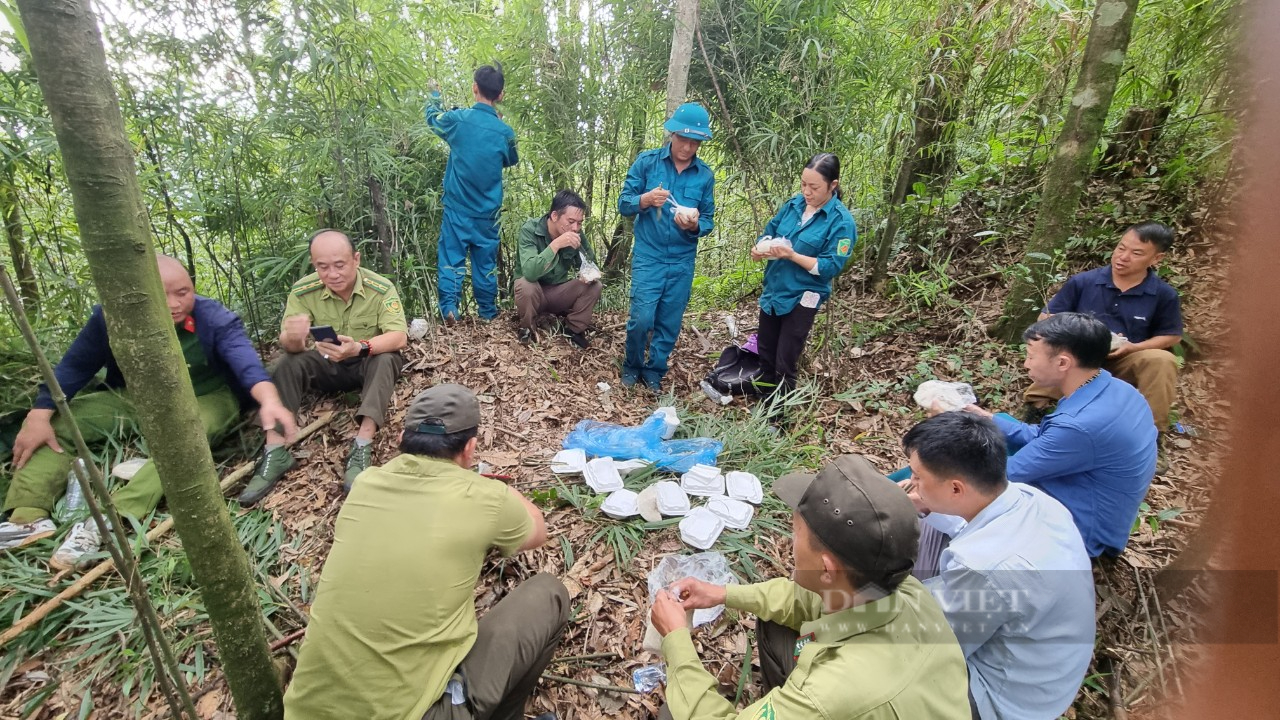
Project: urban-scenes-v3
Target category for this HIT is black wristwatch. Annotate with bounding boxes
[358,341,372,358]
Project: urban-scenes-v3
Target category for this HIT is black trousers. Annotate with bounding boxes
[756,305,819,397]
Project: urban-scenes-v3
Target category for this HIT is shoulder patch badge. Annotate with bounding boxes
[292,279,324,296]
[384,297,403,314]
[752,700,776,720]
[363,275,391,296]
[793,632,815,661]
[837,237,852,256]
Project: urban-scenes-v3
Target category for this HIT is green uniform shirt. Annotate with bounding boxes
[283,455,534,720]
[282,267,408,340]
[177,325,225,397]
[661,577,972,720]
[516,216,597,285]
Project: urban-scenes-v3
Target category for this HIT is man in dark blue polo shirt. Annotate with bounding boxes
[1027,222,1183,428]
[970,313,1157,557]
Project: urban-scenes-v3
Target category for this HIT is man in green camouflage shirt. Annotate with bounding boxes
[240,230,408,503]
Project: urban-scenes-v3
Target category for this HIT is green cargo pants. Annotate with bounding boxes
[3,386,240,522]
[421,573,570,720]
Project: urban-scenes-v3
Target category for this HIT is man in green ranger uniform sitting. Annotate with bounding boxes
[650,455,972,720]
[240,230,408,502]
[514,189,603,348]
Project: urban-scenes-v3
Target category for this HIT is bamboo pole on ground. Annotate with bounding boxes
[0,411,334,648]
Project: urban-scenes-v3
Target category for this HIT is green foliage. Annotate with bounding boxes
[0,498,300,716]
[1132,501,1184,535]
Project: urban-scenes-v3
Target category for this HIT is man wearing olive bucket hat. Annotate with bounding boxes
[617,102,717,393]
[648,455,972,719]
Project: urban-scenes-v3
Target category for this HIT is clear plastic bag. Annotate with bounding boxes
[652,438,723,473]
[578,252,602,283]
[647,552,737,626]
[913,380,978,413]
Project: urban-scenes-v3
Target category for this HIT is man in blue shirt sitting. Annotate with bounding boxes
[967,313,1157,557]
[425,64,519,321]
[1027,222,1182,429]
[902,412,1095,720]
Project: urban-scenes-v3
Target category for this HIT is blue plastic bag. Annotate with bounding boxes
[652,438,723,473]
[562,413,666,461]
[563,413,722,471]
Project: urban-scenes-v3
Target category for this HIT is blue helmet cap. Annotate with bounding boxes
[663,102,712,141]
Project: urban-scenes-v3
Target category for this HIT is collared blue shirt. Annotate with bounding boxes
[923,484,1095,720]
[757,193,857,315]
[994,371,1157,556]
[1046,266,1182,343]
[617,145,715,265]
[34,297,271,411]
[425,94,518,220]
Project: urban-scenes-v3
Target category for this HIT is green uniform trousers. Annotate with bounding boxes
[421,573,570,720]
[272,351,403,429]
[4,386,240,522]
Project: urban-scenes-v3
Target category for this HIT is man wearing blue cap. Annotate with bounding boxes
[425,65,519,322]
[617,102,716,392]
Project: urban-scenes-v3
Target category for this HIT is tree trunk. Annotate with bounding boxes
[367,175,393,274]
[0,175,39,317]
[992,0,1141,342]
[664,0,699,119]
[870,138,916,291]
[869,7,973,290]
[15,2,284,718]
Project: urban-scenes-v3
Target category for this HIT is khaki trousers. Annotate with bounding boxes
[513,278,602,334]
[271,350,403,428]
[422,573,570,720]
[1024,349,1178,429]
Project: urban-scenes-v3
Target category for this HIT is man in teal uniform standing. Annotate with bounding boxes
[618,102,716,392]
[425,64,519,321]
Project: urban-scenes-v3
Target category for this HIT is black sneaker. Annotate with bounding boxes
[518,327,535,345]
[565,330,590,349]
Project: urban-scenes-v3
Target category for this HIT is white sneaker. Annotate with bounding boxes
[0,518,57,550]
[49,519,103,570]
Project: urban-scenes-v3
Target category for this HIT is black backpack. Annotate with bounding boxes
[704,345,764,396]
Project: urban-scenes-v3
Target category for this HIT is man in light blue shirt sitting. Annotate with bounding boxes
[967,313,1158,557]
[902,412,1096,720]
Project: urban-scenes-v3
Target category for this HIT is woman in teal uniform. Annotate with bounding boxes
[751,153,856,398]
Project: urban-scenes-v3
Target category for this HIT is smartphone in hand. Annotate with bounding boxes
[310,325,340,345]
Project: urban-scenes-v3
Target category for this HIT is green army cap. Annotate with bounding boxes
[776,455,919,592]
[404,384,481,435]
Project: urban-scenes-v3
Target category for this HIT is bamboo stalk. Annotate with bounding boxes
[549,652,621,664]
[540,673,640,694]
[1,264,198,718]
[0,411,334,648]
